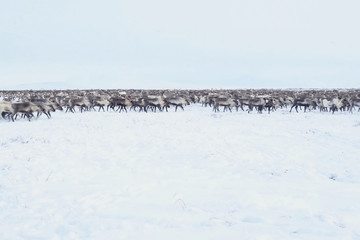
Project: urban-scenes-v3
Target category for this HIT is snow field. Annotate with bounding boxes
[1,105,360,240]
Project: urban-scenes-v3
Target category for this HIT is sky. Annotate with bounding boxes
[0,0,360,90]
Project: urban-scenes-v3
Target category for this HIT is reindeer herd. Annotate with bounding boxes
[0,88,359,121]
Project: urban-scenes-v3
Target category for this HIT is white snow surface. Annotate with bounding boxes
[1,105,360,240]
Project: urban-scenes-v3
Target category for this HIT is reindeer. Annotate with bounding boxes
[30,99,56,118]
[109,96,132,112]
[317,98,332,112]
[264,98,281,114]
[145,95,167,112]
[278,96,294,108]
[130,97,147,112]
[50,100,63,112]
[164,96,189,112]
[235,98,249,111]
[66,97,92,113]
[202,93,223,107]
[11,102,44,121]
[0,101,14,121]
[290,98,317,113]
[349,98,360,113]
[62,98,73,113]
[92,97,110,112]
[247,98,267,113]
[212,97,237,112]
[329,97,350,114]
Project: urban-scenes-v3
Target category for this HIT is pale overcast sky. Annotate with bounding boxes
[0,0,359,89]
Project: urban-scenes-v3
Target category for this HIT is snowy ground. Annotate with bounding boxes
[1,105,360,240]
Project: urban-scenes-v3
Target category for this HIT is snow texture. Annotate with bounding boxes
[1,105,360,240]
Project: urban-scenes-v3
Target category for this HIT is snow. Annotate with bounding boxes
[1,105,360,240]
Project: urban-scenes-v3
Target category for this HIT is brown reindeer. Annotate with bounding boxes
[109,96,132,112]
[12,102,44,121]
[290,98,317,113]
[130,97,148,112]
[164,96,189,112]
[145,95,167,112]
[66,97,92,113]
[31,99,56,118]
[212,97,237,112]
[0,101,14,121]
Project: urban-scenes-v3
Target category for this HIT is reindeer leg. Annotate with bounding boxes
[43,111,50,119]
[26,113,32,121]
[290,104,295,112]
